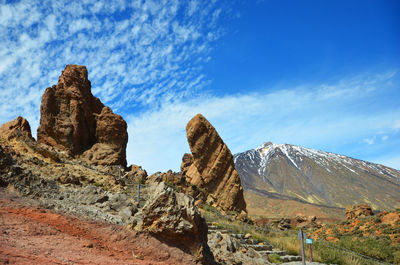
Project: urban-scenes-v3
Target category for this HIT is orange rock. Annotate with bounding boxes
[326,236,339,242]
[374,228,383,236]
[181,114,246,214]
[381,212,400,226]
[37,65,128,166]
[0,116,33,141]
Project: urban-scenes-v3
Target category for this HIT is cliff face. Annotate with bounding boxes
[37,65,128,166]
[182,114,246,214]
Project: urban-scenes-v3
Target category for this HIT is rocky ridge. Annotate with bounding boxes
[181,114,247,215]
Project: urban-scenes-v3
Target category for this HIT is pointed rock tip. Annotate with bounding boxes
[0,116,33,140]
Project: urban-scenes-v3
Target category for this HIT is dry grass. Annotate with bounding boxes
[201,205,390,265]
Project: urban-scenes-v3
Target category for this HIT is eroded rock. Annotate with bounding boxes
[37,65,128,166]
[131,182,215,264]
[0,116,33,141]
[181,114,246,214]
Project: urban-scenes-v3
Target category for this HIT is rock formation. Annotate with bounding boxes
[37,65,128,166]
[131,182,215,264]
[345,204,374,220]
[181,114,246,214]
[0,116,33,141]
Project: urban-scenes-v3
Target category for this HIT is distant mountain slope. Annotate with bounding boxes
[234,142,400,211]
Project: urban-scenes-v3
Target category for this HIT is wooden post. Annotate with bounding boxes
[298,229,306,265]
[309,243,313,262]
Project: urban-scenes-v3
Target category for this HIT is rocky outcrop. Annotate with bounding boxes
[131,182,215,264]
[345,204,374,220]
[0,116,33,141]
[293,215,322,229]
[37,65,128,167]
[181,114,246,214]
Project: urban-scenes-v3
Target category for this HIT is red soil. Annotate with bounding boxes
[0,190,198,265]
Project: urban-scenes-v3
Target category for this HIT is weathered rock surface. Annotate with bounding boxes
[0,116,33,141]
[345,203,374,220]
[37,65,128,166]
[131,182,215,264]
[277,218,292,230]
[181,114,246,214]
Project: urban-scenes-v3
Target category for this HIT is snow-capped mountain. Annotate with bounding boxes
[234,142,400,210]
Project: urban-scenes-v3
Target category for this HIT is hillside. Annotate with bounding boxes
[234,142,400,218]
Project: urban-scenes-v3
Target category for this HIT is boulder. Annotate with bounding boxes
[131,182,214,264]
[37,65,128,166]
[0,116,33,141]
[293,214,322,229]
[345,204,374,220]
[278,218,292,230]
[181,114,246,214]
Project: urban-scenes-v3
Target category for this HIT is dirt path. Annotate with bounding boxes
[0,189,198,265]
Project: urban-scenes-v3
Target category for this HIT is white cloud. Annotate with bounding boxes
[126,72,400,173]
[0,0,226,136]
[381,135,388,141]
[363,138,375,145]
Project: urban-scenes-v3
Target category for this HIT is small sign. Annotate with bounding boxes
[306,239,313,244]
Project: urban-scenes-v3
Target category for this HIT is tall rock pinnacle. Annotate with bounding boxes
[181,114,247,214]
[37,65,128,167]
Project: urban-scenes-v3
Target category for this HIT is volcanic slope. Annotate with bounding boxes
[234,142,400,217]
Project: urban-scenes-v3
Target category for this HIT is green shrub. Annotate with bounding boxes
[268,253,282,263]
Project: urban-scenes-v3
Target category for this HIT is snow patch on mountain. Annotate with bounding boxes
[236,142,400,183]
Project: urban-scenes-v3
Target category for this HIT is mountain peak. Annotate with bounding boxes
[234,141,400,212]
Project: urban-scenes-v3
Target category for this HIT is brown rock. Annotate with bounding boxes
[124,164,147,184]
[381,212,400,226]
[0,116,33,141]
[345,204,374,220]
[132,182,215,264]
[181,114,246,214]
[277,218,291,230]
[37,65,128,166]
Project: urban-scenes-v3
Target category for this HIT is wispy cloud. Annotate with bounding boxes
[126,71,400,173]
[0,0,226,135]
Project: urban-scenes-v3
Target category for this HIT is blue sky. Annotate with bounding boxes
[0,0,399,173]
